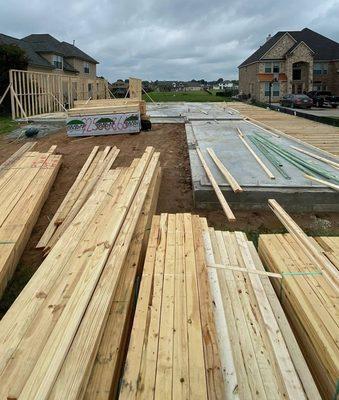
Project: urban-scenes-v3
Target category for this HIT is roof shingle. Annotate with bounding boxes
[239,28,339,68]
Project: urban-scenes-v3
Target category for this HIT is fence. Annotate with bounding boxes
[8,69,110,119]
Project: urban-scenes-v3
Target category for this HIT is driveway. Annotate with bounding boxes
[278,106,339,118]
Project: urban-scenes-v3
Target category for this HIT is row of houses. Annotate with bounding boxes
[238,28,339,102]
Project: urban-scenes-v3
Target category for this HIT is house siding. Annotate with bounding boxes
[239,63,259,99]
[67,58,97,79]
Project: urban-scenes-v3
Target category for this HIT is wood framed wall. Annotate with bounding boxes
[9,69,110,119]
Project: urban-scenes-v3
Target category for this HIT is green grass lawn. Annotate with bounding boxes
[143,90,232,102]
[0,115,18,135]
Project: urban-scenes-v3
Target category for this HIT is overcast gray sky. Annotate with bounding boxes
[1,0,339,82]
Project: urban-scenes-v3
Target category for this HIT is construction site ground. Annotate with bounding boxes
[0,122,338,316]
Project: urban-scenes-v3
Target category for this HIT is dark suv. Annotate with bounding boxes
[306,91,339,108]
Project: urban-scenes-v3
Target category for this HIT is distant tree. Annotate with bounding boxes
[0,44,28,114]
[216,78,224,83]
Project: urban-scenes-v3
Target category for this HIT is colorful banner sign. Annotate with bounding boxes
[66,112,140,137]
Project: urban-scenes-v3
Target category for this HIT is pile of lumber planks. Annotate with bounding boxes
[119,213,319,399]
[0,146,161,400]
[0,144,61,297]
[73,99,147,116]
[259,233,339,400]
[37,145,119,251]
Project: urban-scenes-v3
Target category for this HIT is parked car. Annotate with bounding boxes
[280,94,313,109]
[306,91,339,108]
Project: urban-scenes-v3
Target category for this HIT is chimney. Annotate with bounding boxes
[266,34,272,42]
[72,40,75,46]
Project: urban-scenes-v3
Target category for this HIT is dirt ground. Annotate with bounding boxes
[0,123,338,315]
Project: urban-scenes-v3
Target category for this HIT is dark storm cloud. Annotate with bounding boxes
[1,0,338,81]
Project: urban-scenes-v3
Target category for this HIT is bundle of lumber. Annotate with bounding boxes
[73,99,147,116]
[205,226,319,400]
[120,214,318,399]
[0,146,161,400]
[259,233,339,400]
[0,145,61,297]
[68,104,140,117]
[37,145,119,251]
[120,213,225,399]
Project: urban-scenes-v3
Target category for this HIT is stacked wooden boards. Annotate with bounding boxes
[0,145,61,297]
[73,99,147,116]
[119,214,319,399]
[259,233,339,400]
[37,145,119,251]
[227,101,339,156]
[0,146,161,399]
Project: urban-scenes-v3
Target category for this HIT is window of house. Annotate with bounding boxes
[314,63,328,75]
[264,63,272,73]
[88,83,92,93]
[322,63,328,75]
[52,55,63,70]
[84,62,90,74]
[273,63,280,73]
[264,82,270,96]
[272,82,280,96]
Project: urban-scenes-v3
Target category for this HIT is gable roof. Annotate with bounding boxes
[0,33,53,69]
[239,28,339,67]
[23,34,98,64]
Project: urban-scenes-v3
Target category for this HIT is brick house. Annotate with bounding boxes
[0,33,98,79]
[238,28,339,102]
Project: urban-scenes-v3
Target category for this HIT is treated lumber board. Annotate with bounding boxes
[0,168,123,398]
[201,222,239,399]
[235,232,306,399]
[196,147,236,222]
[154,214,176,400]
[36,146,100,248]
[119,214,167,400]
[0,152,61,298]
[84,165,161,400]
[247,242,322,400]
[206,147,243,193]
[216,231,266,398]
[236,127,275,179]
[183,213,209,400]
[268,199,339,292]
[172,213,190,400]
[18,148,155,399]
[192,215,225,399]
[208,263,282,278]
[45,147,120,250]
[47,153,160,400]
[258,234,338,399]
[304,174,339,191]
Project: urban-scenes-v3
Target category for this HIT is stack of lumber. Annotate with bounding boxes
[259,233,339,400]
[68,104,140,117]
[37,145,119,251]
[119,213,225,399]
[73,99,147,115]
[227,101,339,156]
[0,145,61,297]
[0,146,161,400]
[120,214,319,399]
